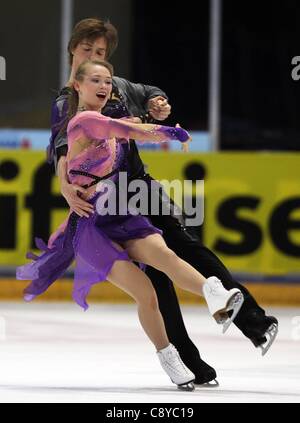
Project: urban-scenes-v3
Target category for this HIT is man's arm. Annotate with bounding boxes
[115,77,168,101]
[114,77,172,121]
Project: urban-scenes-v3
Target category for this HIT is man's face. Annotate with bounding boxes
[72,37,108,70]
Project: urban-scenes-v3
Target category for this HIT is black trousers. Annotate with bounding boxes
[136,174,266,366]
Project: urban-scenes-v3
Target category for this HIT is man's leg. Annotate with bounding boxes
[141,173,277,349]
[162,224,278,349]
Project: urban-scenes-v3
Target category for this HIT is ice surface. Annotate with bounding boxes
[0,303,299,403]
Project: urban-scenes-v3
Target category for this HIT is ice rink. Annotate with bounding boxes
[0,302,299,403]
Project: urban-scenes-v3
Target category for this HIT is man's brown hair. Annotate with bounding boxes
[68,18,118,65]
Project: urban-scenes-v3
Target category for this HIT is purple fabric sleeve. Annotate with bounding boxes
[157,126,190,142]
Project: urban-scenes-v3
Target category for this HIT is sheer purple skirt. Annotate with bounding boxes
[17,193,162,310]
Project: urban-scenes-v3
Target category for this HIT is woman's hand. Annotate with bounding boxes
[176,124,191,153]
[61,181,94,218]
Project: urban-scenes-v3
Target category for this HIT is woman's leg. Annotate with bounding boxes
[124,234,208,296]
[124,235,244,330]
[106,258,169,352]
[106,254,196,388]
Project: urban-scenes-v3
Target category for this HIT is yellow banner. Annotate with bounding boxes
[1,151,300,275]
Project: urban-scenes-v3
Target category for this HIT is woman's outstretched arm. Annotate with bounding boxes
[68,111,190,145]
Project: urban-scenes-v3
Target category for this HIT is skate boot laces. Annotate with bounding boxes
[163,346,191,377]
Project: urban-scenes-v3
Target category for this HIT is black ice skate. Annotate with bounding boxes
[193,361,219,387]
[195,379,220,388]
[250,316,279,356]
[259,322,278,356]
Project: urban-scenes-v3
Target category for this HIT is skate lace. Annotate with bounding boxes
[165,347,190,376]
[207,279,223,295]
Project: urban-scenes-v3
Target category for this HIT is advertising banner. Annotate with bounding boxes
[0,151,300,276]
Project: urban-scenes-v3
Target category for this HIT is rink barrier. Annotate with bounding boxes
[1,279,300,306]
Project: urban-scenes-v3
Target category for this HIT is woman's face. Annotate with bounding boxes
[72,37,108,70]
[76,64,113,111]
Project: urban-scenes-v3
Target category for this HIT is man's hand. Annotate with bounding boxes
[61,181,94,218]
[148,96,172,121]
[58,156,94,218]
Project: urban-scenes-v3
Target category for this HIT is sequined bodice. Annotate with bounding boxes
[67,138,122,188]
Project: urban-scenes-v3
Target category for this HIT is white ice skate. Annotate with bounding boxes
[157,344,196,391]
[203,277,244,334]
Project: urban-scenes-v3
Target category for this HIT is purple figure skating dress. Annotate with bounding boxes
[17,111,190,310]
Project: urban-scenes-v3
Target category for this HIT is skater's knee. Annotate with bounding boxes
[148,293,160,312]
[136,291,159,312]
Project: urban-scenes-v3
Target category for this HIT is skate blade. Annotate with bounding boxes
[260,323,278,356]
[177,382,195,392]
[222,292,245,334]
[195,379,220,388]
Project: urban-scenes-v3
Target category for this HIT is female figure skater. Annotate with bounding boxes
[17,60,244,391]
